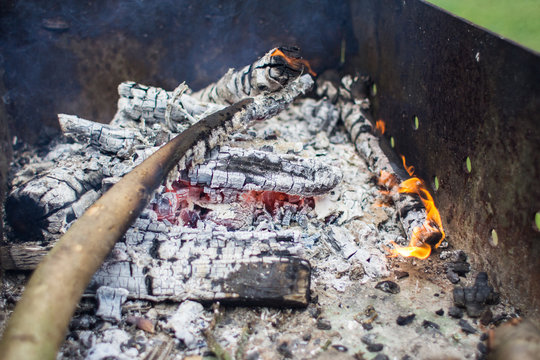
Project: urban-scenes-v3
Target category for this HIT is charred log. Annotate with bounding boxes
[318,74,444,251]
[183,145,341,196]
[192,47,313,105]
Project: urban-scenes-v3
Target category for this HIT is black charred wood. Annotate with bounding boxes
[453,272,499,318]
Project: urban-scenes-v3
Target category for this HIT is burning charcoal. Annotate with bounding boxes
[422,320,440,330]
[317,319,332,330]
[448,306,464,319]
[458,319,477,334]
[453,272,499,317]
[95,286,129,322]
[184,146,341,196]
[375,280,400,294]
[193,47,314,105]
[435,309,444,316]
[396,314,416,326]
[333,76,444,260]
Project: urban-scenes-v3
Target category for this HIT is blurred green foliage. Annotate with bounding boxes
[428,0,540,52]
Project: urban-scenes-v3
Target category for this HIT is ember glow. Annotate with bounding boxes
[375,120,386,135]
[400,155,415,177]
[389,177,446,259]
[270,48,317,76]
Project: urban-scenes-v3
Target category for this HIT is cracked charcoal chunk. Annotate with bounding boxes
[453,272,499,317]
[185,146,342,196]
[374,355,390,360]
[448,306,464,319]
[458,319,477,334]
[396,314,416,326]
[435,309,444,316]
[375,280,400,294]
[277,342,293,358]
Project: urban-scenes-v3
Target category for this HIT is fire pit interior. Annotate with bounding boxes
[0,1,539,359]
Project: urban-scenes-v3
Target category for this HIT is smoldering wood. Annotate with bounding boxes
[192,47,310,105]
[183,145,341,196]
[0,70,314,359]
[319,74,442,247]
[5,75,315,244]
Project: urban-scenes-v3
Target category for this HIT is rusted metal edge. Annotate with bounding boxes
[348,0,540,319]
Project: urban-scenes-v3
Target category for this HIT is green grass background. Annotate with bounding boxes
[427,0,540,52]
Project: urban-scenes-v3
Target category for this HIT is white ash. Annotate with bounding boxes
[164,301,208,350]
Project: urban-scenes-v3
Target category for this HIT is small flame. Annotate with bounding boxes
[270,48,317,76]
[400,155,415,177]
[388,177,446,259]
[375,120,386,135]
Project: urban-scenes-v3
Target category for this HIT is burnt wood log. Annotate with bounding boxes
[192,46,313,105]
[317,74,443,250]
[112,81,224,133]
[183,145,341,196]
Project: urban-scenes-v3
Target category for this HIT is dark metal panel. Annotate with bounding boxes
[349,0,540,318]
[0,0,353,143]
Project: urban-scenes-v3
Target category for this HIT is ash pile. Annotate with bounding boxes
[0,48,522,359]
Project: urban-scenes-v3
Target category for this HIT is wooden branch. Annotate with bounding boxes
[0,72,312,359]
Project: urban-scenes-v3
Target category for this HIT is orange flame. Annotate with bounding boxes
[388,177,445,259]
[270,48,317,76]
[400,155,415,177]
[375,120,386,135]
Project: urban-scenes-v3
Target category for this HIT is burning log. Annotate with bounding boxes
[192,46,315,105]
[317,74,444,259]
[0,63,314,358]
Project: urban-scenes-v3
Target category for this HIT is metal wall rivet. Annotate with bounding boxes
[489,229,499,247]
[465,156,472,173]
[390,136,395,148]
[413,116,419,130]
